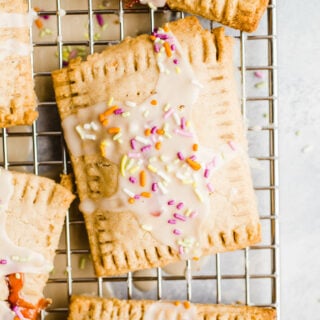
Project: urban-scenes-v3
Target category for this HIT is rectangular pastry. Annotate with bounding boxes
[0,0,38,127]
[52,16,261,277]
[0,168,74,319]
[68,296,276,319]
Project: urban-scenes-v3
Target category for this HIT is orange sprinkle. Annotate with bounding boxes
[183,301,191,309]
[150,99,158,106]
[141,192,151,198]
[155,141,162,150]
[108,127,120,134]
[193,256,200,261]
[128,197,135,204]
[35,18,43,29]
[149,35,156,41]
[99,113,105,123]
[186,158,201,171]
[174,301,180,306]
[102,106,118,117]
[192,143,198,152]
[156,129,164,135]
[140,170,146,187]
[144,128,151,136]
[102,119,108,126]
[33,7,40,12]
[164,42,172,58]
[163,25,170,32]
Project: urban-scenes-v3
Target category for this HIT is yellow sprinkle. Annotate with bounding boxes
[108,97,114,106]
[184,209,192,217]
[100,140,108,158]
[141,192,151,198]
[113,132,122,141]
[147,164,158,173]
[163,103,170,112]
[194,188,204,202]
[120,155,128,177]
[130,165,140,174]
[175,67,181,74]
[186,120,191,127]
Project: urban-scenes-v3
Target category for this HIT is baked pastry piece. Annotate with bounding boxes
[68,296,276,319]
[0,168,74,319]
[0,0,38,127]
[52,16,260,277]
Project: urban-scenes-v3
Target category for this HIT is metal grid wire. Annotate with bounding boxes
[0,0,279,318]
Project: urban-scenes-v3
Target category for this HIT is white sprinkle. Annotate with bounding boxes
[173,112,180,125]
[125,158,135,171]
[123,188,135,198]
[143,110,150,118]
[125,101,137,108]
[160,155,170,162]
[142,224,153,231]
[163,103,170,112]
[122,111,131,117]
[135,136,149,144]
[191,79,204,88]
[90,121,99,131]
[137,159,143,166]
[301,144,314,154]
[182,179,193,185]
[113,132,122,141]
[83,133,96,140]
[158,181,168,194]
[157,171,170,183]
[149,156,157,163]
[194,188,204,202]
[166,164,174,172]
[176,172,186,180]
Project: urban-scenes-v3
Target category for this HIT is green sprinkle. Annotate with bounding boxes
[79,256,87,270]
[262,113,268,118]
[254,81,266,89]
[295,130,301,136]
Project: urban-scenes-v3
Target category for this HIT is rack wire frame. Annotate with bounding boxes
[0,0,279,318]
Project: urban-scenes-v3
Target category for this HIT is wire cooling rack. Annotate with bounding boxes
[0,0,279,318]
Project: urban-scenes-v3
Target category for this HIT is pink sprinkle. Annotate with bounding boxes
[168,219,176,224]
[0,259,7,265]
[180,117,186,130]
[179,245,184,255]
[228,141,237,151]
[96,14,104,27]
[254,71,264,78]
[170,44,176,51]
[128,152,141,158]
[177,152,184,160]
[173,58,179,65]
[176,202,184,210]
[173,229,182,235]
[69,50,78,59]
[13,306,25,320]
[173,213,186,221]
[204,169,210,178]
[174,129,193,137]
[154,43,161,53]
[130,138,136,150]
[167,200,175,205]
[151,183,158,192]
[190,211,198,219]
[207,183,214,193]
[151,126,157,134]
[164,108,174,119]
[141,144,152,152]
[134,194,141,200]
[189,155,197,160]
[129,176,136,184]
[114,108,124,115]
[207,157,217,168]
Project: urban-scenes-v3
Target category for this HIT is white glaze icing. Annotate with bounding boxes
[0,39,31,61]
[143,301,197,320]
[140,0,166,8]
[0,168,53,277]
[0,302,14,320]
[62,28,238,258]
[0,12,36,28]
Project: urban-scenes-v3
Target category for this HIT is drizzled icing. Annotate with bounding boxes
[0,39,31,61]
[0,168,53,277]
[139,0,166,9]
[62,27,237,258]
[143,301,197,320]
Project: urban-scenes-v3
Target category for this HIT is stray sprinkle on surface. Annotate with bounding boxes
[301,144,314,154]
[254,81,266,89]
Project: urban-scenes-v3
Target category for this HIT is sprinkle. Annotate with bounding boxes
[150,99,158,106]
[295,130,301,136]
[123,188,135,198]
[194,188,204,202]
[128,197,135,204]
[204,168,210,178]
[173,229,182,235]
[254,71,264,78]
[192,144,198,151]
[96,13,104,27]
[302,144,314,154]
[113,132,122,141]
[142,224,153,231]
[180,117,186,130]
[173,213,186,221]
[173,58,179,64]
[125,159,135,171]
[149,156,157,163]
[168,219,176,224]
[113,108,124,115]
[130,165,140,174]
[141,192,151,198]
[151,183,158,192]
[158,181,168,194]
[130,138,137,150]
[183,301,191,309]
[176,202,184,210]
[186,158,201,171]
[173,112,180,125]
[163,103,170,112]
[156,128,165,135]
[102,106,118,118]
[79,256,87,270]
[13,306,25,320]
[150,35,156,41]
[228,140,237,151]
[144,128,151,136]
[178,246,184,255]
[120,155,128,176]
[207,183,214,193]
[182,179,193,185]
[129,176,136,184]
[150,126,157,134]
[135,136,149,144]
[184,209,192,217]
[157,171,170,183]
[155,141,162,150]
[175,129,193,138]
[151,211,161,217]
[15,273,21,279]
[163,108,174,119]
[100,140,108,158]
[0,259,7,264]
[35,18,43,29]
[140,170,146,187]
[134,194,141,200]
[147,164,158,173]
[177,152,184,160]
[171,44,176,51]
[141,144,152,152]
[168,200,175,205]
[255,81,266,89]
[108,127,121,134]
[128,152,141,159]
[175,67,181,74]
[125,101,137,107]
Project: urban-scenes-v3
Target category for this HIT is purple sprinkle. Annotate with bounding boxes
[141,144,152,152]
[168,219,176,224]
[167,200,175,205]
[170,44,176,51]
[129,176,136,184]
[96,13,104,27]
[151,183,158,192]
[173,229,182,235]
[173,58,179,65]
[173,213,186,221]
[63,60,69,67]
[0,259,7,265]
[134,194,141,200]
[114,108,124,115]
[177,152,184,160]
[130,138,136,150]
[176,202,184,210]
[158,34,169,40]
[180,117,186,130]
[204,169,210,178]
[189,155,197,160]
[41,14,50,20]
[151,126,157,134]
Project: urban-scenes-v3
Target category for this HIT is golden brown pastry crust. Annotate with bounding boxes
[68,296,276,320]
[166,0,269,32]
[0,0,38,127]
[52,17,260,277]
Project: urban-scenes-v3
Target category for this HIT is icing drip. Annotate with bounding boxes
[139,0,166,9]
[0,12,36,28]
[0,39,31,61]
[0,168,53,277]
[143,301,197,320]
[62,27,237,258]
[0,302,14,320]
